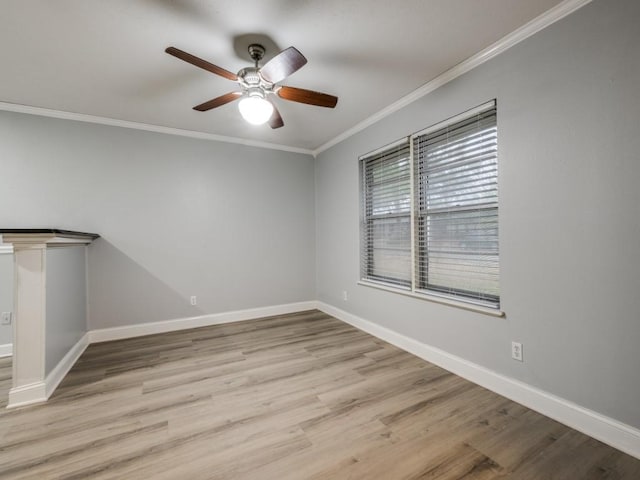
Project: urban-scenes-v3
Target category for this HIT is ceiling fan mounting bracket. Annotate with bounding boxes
[248,44,266,65]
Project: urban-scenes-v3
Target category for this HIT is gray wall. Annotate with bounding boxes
[45,246,87,375]
[315,0,640,428]
[0,251,12,347]
[0,112,316,329]
[1,0,637,433]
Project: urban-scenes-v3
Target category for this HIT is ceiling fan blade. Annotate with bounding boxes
[268,101,284,129]
[277,86,338,108]
[193,92,242,111]
[259,47,307,84]
[166,46,238,81]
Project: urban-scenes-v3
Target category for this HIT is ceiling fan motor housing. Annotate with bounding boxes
[237,65,275,98]
[238,67,261,86]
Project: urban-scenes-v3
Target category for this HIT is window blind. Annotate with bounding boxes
[413,103,499,306]
[360,139,412,287]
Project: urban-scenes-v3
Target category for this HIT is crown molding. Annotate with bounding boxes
[312,0,593,157]
[0,0,591,159]
[0,102,314,156]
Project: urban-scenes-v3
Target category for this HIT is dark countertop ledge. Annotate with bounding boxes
[0,229,100,240]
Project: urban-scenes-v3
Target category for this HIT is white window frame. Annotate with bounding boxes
[359,138,412,288]
[358,100,502,316]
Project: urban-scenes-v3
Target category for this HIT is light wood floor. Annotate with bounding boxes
[1,310,639,479]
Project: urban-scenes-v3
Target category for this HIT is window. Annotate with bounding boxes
[359,101,499,309]
[359,139,411,287]
[414,102,499,306]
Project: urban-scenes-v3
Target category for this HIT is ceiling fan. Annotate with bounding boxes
[165,43,338,129]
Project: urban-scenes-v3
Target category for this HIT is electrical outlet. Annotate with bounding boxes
[190,296,197,306]
[1,312,11,325]
[342,290,348,301]
[511,341,523,362]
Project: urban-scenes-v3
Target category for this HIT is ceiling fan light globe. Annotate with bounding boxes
[238,96,273,125]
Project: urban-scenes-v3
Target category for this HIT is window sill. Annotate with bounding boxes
[357,280,506,318]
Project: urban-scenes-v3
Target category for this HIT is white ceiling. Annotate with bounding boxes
[0,0,568,152]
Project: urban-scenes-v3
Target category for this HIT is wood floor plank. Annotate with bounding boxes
[1,310,639,479]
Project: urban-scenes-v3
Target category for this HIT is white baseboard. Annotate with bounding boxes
[316,301,640,460]
[0,343,12,358]
[88,301,318,343]
[45,333,89,398]
[6,302,316,409]
[12,299,638,460]
[7,382,47,409]
[6,333,89,409]
[4,301,315,409]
